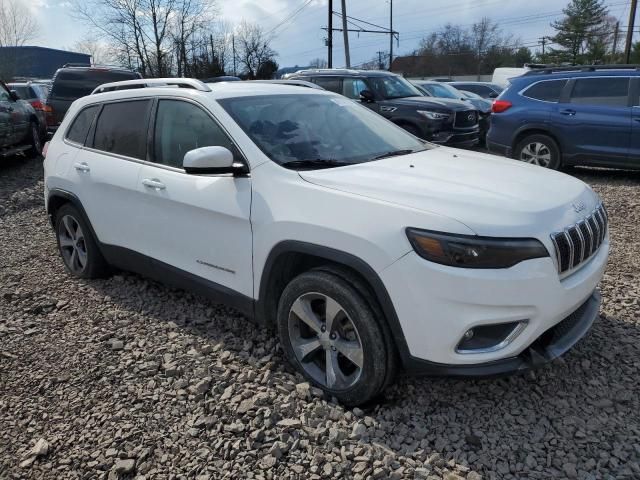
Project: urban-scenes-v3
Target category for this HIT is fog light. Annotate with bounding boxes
[456,320,528,354]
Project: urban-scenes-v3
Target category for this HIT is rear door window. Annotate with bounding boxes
[66,105,100,145]
[312,77,342,94]
[92,100,152,160]
[523,79,568,102]
[569,77,630,107]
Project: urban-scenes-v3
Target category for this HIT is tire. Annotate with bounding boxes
[513,133,561,169]
[277,269,391,406]
[54,204,110,279]
[27,122,42,157]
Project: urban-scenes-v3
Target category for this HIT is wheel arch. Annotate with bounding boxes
[257,240,412,365]
[47,189,101,247]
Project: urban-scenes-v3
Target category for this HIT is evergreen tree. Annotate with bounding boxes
[550,0,608,64]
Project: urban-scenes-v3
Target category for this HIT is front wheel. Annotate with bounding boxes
[277,269,392,406]
[513,134,561,169]
[27,122,42,157]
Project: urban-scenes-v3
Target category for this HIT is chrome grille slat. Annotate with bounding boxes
[550,203,607,274]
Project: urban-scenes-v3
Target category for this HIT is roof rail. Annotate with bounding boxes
[62,63,91,68]
[522,64,640,76]
[92,78,211,95]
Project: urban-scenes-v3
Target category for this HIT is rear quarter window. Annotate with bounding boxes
[522,79,568,102]
[66,105,100,145]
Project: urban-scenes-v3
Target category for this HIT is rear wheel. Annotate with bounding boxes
[55,204,109,279]
[27,122,42,156]
[277,269,391,406]
[513,134,561,169]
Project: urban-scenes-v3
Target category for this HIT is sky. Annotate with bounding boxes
[23,0,634,68]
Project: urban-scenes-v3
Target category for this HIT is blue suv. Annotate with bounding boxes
[487,65,640,170]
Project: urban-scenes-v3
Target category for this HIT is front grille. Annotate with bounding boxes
[550,204,608,274]
[454,110,478,128]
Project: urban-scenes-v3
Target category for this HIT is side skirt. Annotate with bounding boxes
[100,244,256,320]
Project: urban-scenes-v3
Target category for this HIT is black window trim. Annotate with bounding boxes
[519,78,571,104]
[146,96,250,175]
[565,75,633,108]
[80,96,153,162]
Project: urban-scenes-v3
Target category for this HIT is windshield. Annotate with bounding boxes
[367,75,423,100]
[219,93,430,168]
[420,83,461,100]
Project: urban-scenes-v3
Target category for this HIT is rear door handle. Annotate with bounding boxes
[73,162,90,173]
[560,109,576,116]
[142,178,166,191]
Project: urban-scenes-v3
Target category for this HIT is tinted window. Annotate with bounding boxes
[0,85,11,102]
[523,80,568,102]
[92,100,151,159]
[457,84,490,96]
[153,100,239,168]
[312,77,342,93]
[66,105,99,145]
[570,77,629,107]
[51,70,139,99]
[343,78,369,99]
[367,76,422,99]
[9,86,32,99]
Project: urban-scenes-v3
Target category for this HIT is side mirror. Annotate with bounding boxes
[183,146,248,175]
[359,90,375,102]
[9,90,19,101]
[488,92,498,99]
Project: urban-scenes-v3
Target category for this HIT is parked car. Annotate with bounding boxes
[289,69,480,147]
[0,81,43,158]
[449,81,504,99]
[247,79,324,89]
[412,80,491,141]
[202,76,241,82]
[487,65,640,170]
[8,81,50,137]
[46,64,141,133]
[44,78,608,405]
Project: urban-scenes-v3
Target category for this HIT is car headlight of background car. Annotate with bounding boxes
[406,228,549,269]
[417,110,451,120]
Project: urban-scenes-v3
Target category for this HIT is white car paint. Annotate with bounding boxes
[44,81,608,367]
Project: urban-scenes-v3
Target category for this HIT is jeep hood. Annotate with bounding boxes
[298,148,599,237]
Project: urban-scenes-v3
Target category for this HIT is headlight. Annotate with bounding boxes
[417,110,450,120]
[406,228,549,269]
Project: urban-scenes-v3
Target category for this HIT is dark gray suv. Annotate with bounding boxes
[289,69,480,147]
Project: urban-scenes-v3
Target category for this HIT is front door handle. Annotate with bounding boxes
[142,178,166,191]
[560,109,576,116]
[73,162,90,173]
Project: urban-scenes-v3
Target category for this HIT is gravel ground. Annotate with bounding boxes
[1,155,639,480]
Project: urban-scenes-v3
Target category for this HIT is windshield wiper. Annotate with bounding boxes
[373,149,416,160]
[282,159,352,170]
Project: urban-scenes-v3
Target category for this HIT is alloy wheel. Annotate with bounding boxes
[520,142,551,167]
[32,125,42,154]
[288,292,364,390]
[57,215,88,273]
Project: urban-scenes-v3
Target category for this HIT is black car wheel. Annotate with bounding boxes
[277,268,393,406]
[513,134,561,169]
[28,122,42,156]
[55,204,110,279]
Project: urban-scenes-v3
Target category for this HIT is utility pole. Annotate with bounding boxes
[232,34,237,76]
[612,21,620,58]
[538,36,547,62]
[389,0,393,71]
[328,0,333,68]
[377,50,384,69]
[341,0,350,68]
[625,0,638,64]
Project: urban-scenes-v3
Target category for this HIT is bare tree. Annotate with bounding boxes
[308,58,328,68]
[71,35,114,65]
[234,21,276,79]
[0,0,39,47]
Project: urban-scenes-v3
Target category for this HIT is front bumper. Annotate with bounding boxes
[380,238,608,368]
[431,130,480,147]
[403,290,600,376]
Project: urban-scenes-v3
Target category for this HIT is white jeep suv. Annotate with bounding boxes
[44,78,609,405]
